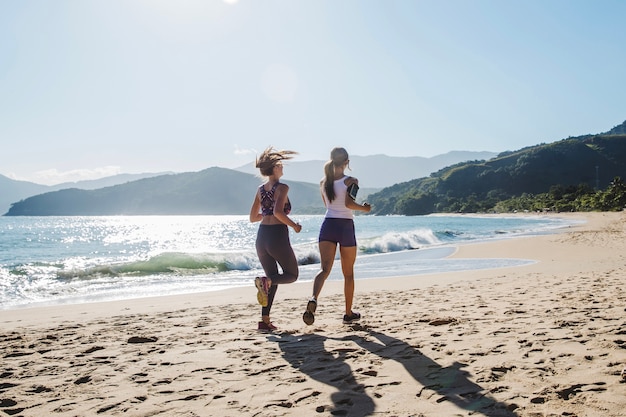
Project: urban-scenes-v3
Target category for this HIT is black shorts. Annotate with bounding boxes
[318,218,356,247]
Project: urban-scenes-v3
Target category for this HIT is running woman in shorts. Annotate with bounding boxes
[303,147,371,325]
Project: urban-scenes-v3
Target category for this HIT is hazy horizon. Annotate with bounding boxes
[2,149,497,186]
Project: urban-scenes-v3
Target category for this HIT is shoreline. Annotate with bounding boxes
[1,211,625,416]
[0,212,578,316]
[0,212,587,323]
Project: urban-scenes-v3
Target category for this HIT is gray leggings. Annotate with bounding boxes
[256,224,299,316]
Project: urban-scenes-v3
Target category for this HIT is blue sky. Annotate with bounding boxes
[2,0,625,185]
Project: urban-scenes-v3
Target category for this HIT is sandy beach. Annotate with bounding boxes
[1,212,625,417]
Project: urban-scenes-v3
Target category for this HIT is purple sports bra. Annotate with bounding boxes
[260,182,291,216]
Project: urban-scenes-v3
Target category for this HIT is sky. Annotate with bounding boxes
[2,0,626,185]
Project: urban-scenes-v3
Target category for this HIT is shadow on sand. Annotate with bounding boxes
[269,324,518,416]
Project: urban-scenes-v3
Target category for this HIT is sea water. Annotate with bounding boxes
[0,214,579,309]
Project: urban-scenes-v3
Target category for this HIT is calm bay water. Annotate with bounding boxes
[0,214,579,309]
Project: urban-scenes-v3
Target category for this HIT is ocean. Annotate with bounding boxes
[0,214,580,310]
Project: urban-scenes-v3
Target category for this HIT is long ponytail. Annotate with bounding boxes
[322,147,349,203]
[323,160,335,202]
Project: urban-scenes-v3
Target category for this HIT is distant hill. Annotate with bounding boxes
[235,151,498,188]
[367,120,626,215]
[1,152,496,215]
[0,172,171,215]
[4,168,324,216]
[604,121,626,135]
[52,172,175,190]
[0,175,50,216]
[9,122,626,217]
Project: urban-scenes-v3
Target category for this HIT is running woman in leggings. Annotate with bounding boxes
[249,146,302,331]
[303,147,371,326]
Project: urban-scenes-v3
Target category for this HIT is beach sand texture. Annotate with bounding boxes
[1,212,625,416]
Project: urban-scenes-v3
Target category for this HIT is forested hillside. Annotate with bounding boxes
[368,125,626,215]
[7,122,626,216]
[4,168,324,216]
[0,172,171,215]
[1,153,489,215]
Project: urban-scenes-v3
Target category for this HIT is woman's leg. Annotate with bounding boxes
[258,225,299,323]
[265,225,299,285]
[256,227,279,322]
[266,246,299,285]
[262,285,278,322]
[303,240,338,325]
[339,245,357,315]
[312,240,338,300]
[263,246,298,323]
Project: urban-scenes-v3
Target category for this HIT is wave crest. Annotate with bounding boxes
[56,251,259,280]
[360,229,441,254]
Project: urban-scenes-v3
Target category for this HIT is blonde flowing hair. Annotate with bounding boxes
[255,146,298,177]
[323,147,349,202]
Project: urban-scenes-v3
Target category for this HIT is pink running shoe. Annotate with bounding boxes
[258,321,277,331]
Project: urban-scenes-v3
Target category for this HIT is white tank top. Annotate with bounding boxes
[322,176,353,219]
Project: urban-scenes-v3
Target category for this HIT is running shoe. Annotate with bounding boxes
[302,298,317,325]
[343,311,361,324]
[258,321,277,331]
[255,276,269,307]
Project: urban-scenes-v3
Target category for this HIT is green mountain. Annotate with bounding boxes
[7,121,626,216]
[0,175,50,216]
[235,151,498,188]
[1,153,495,215]
[4,167,324,216]
[368,121,626,215]
[0,172,171,215]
